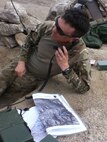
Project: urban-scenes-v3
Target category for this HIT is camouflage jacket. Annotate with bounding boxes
[20,21,91,94]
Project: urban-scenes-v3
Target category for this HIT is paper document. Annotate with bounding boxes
[22,93,87,142]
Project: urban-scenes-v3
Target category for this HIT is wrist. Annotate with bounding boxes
[61,65,69,71]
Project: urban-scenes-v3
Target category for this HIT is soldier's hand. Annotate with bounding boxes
[55,46,69,71]
[15,61,26,77]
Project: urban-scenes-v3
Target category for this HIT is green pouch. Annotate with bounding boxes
[0,109,34,142]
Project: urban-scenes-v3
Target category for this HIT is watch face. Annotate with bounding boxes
[62,68,71,75]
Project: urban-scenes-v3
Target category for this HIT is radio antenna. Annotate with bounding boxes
[10,0,28,34]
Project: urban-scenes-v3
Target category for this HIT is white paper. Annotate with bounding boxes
[20,107,47,142]
[33,93,87,136]
[20,93,87,142]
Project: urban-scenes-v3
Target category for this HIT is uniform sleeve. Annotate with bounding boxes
[63,49,91,94]
[19,23,47,62]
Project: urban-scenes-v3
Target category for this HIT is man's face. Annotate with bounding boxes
[51,17,76,43]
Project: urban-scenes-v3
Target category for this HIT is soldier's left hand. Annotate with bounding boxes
[55,46,69,71]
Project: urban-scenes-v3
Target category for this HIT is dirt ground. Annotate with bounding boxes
[0,0,107,142]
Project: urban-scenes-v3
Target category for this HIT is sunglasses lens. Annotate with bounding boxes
[55,18,71,37]
[55,18,65,36]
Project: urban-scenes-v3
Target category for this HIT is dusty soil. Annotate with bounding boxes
[0,0,107,142]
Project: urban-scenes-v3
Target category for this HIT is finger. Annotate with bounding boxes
[62,46,68,54]
[55,50,59,58]
[55,51,62,62]
[62,46,68,58]
[57,48,65,58]
[55,50,61,57]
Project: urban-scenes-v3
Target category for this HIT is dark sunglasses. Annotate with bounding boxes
[55,17,72,37]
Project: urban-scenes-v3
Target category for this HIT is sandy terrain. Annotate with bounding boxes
[0,0,107,142]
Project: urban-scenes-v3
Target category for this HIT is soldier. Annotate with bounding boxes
[0,7,91,98]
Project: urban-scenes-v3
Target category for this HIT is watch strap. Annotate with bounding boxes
[62,67,71,75]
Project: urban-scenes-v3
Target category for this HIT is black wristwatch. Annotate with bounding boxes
[62,67,71,75]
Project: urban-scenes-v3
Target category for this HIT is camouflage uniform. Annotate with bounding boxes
[0,59,40,96]
[0,20,91,96]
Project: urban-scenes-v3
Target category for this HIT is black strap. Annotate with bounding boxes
[38,55,55,92]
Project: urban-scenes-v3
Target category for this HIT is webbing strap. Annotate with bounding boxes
[38,55,55,92]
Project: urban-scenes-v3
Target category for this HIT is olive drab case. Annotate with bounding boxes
[0,109,34,142]
[40,135,59,142]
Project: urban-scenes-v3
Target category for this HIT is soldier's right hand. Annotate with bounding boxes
[15,61,26,77]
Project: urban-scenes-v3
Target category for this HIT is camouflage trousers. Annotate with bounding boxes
[0,59,42,97]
